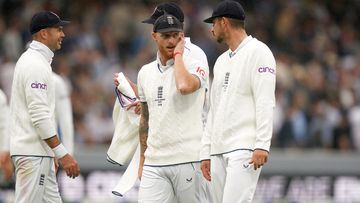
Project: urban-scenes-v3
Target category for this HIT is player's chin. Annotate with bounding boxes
[55,43,62,50]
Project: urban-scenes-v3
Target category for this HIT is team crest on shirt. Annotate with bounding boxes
[222,72,230,92]
[155,86,165,106]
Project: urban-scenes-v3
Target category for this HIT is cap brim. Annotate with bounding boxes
[141,18,156,24]
[156,27,183,33]
[203,16,216,23]
[56,20,70,26]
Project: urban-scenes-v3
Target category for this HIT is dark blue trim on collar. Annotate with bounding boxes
[114,87,137,108]
[157,63,163,73]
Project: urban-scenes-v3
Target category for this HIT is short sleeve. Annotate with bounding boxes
[184,57,208,89]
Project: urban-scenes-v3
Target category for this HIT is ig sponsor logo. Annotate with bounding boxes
[31,82,47,90]
[258,67,275,74]
[196,67,205,77]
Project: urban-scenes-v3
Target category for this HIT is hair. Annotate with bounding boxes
[227,18,245,29]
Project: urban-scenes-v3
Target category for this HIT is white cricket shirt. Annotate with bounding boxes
[200,36,276,160]
[53,73,74,155]
[9,40,57,157]
[138,53,209,166]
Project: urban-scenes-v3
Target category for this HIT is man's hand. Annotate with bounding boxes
[58,154,80,179]
[113,73,119,87]
[0,152,13,181]
[201,159,211,181]
[127,101,141,115]
[138,155,145,180]
[249,149,269,170]
[173,33,185,57]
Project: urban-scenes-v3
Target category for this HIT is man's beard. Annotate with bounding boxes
[216,33,224,43]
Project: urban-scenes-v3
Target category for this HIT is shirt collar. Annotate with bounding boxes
[184,37,191,52]
[156,52,174,72]
[29,40,54,63]
[229,35,253,58]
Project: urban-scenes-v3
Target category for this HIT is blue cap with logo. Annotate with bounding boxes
[153,14,183,33]
[30,11,70,34]
[204,0,245,23]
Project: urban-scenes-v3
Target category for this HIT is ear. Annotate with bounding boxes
[221,17,227,25]
[39,29,48,39]
[151,32,157,41]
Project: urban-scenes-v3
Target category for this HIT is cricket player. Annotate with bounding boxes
[201,1,276,202]
[9,11,80,202]
[137,14,209,203]
[142,2,209,68]
[114,2,210,111]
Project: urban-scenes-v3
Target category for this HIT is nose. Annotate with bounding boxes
[168,36,177,45]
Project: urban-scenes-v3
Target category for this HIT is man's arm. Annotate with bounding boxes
[249,46,276,170]
[173,36,201,95]
[138,102,149,179]
[44,135,80,178]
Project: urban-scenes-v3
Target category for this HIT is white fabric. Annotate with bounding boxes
[112,144,140,196]
[0,90,10,151]
[53,73,74,155]
[12,156,62,203]
[9,40,57,157]
[184,37,209,68]
[52,143,68,158]
[108,72,140,196]
[211,150,261,203]
[200,36,276,160]
[116,72,137,102]
[137,54,208,166]
[138,163,205,203]
[115,72,139,124]
[107,72,140,165]
[184,37,210,129]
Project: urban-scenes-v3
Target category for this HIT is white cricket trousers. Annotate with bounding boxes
[211,150,261,203]
[12,156,62,203]
[138,162,210,203]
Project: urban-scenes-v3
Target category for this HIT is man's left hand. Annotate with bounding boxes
[249,149,268,170]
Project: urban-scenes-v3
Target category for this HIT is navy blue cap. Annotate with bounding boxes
[30,11,70,34]
[142,2,184,24]
[204,0,245,23]
[153,14,183,33]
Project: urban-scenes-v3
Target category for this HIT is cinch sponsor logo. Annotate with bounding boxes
[258,67,275,74]
[31,82,47,90]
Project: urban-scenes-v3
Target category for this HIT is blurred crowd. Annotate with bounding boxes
[0,0,359,151]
